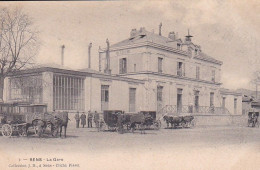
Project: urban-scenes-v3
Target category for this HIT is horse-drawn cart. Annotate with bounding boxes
[0,102,61,137]
[248,112,259,127]
[99,110,123,131]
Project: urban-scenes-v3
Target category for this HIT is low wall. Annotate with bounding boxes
[193,114,248,126]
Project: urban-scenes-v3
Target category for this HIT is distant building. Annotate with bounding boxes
[3,26,242,115]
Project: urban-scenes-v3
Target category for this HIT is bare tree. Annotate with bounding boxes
[251,71,260,100]
[0,7,39,101]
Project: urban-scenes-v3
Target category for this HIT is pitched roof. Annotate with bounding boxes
[109,28,222,65]
[111,29,174,49]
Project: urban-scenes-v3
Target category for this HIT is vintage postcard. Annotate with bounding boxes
[0,1,259,170]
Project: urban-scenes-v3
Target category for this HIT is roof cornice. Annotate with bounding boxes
[117,71,222,86]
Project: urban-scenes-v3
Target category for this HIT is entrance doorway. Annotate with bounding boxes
[177,88,183,113]
[194,90,199,112]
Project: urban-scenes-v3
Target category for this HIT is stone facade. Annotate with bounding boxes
[3,27,243,115]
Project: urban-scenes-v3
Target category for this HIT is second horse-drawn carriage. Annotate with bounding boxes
[95,110,161,133]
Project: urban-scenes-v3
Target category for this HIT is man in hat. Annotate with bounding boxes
[80,112,87,128]
[74,111,80,128]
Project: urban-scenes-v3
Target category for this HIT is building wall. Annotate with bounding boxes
[42,72,53,112]
[220,94,242,115]
[100,46,221,84]
[85,75,144,113]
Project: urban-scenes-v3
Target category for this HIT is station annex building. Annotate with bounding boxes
[3,27,242,116]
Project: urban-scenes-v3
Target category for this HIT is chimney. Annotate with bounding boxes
[105,39,111,74]
[185,29,193,43]
[130,29,137,37]
[168,32,175,40]
[98,46,101,72]
[88,42,92,68]
[139,27,146,33]
[61,45,65,66]
[159,22,162,36]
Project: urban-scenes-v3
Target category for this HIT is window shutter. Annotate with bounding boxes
[119,58,123,74]
[183,63,186,76]
[124,58,127,73]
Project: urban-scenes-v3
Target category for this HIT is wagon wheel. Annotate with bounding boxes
[18,125,27,137]
[2,124,12,137]
[180,122,186,128]
[154,120,161,130]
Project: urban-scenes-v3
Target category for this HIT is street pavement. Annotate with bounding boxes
[0,124,259,170]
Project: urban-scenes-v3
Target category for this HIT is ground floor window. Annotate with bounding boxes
[9,75,43,103]
[53,74,84,110]
[101,85,109,111]
[129,88,136,112]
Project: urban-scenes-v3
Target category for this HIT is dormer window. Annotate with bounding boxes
[177,43,181,50]
[195,49,198,55]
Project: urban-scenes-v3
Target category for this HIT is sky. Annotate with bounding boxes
[1,0,260,90]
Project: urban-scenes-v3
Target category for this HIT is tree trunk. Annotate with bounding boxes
[0,76,4,102]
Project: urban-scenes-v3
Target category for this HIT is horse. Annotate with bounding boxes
[182,115,194,128]
[129,113,148,134]
[53,111,69,138]
[163,115,184,128]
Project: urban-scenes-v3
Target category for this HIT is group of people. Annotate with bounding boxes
[74,111,97,128]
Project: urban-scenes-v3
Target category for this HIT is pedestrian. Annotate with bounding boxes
[75,111,80,128]
[87,111,93,128]
[80,112,86,128]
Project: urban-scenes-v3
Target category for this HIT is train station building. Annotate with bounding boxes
[3,27,242,115]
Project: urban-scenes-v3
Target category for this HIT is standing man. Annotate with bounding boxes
[80,112,86,128]
[87,110,93,128]
[74,111,80,128]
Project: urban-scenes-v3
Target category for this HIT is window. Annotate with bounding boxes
[53,75,84,110]
[196,66,200,79]
[101,85,109,111]
[211,70,215,82]
[10,76,43,103]
[195,49,198,55]
[177,43,181,50]
[101,85,109,102]
[234,98,237,114]
[119,58,127,74]
[210,92,214,107]
[157,86,163,102]
[177,62,185,76]
[158,57,163,73]
[129,88,136,112]
[134,64,136,72]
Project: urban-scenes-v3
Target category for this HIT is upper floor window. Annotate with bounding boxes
[157,86,163,102]
[211,70,215,82]
[177,43,181,50]
[119,58,127,74]
[177,62,185,77]
[196,66,200,79]
[158,57,163,73]
[210,92,214,107]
